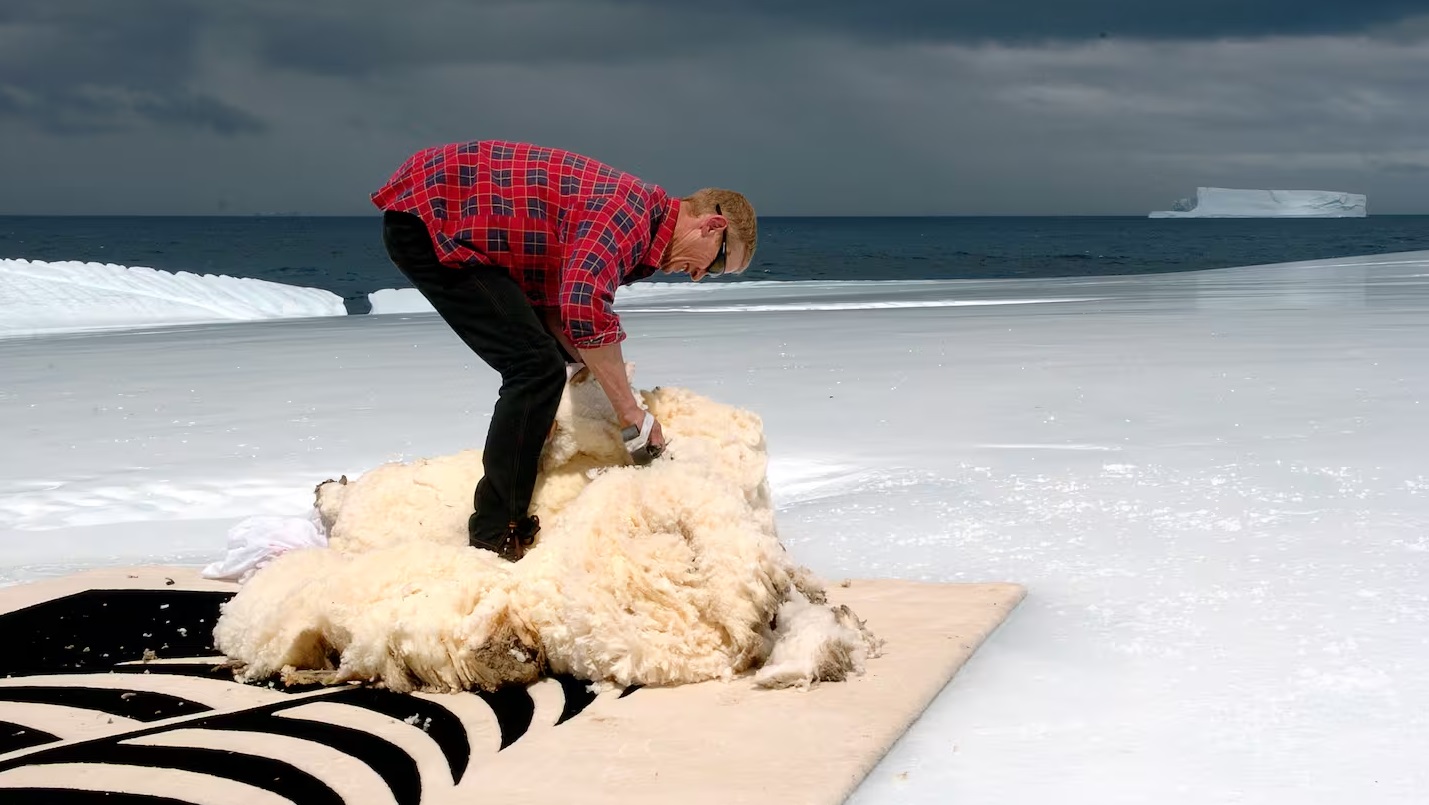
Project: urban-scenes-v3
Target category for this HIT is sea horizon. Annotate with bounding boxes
[3,211,1426,219]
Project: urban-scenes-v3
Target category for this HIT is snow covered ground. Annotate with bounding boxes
[2,251,1427,803]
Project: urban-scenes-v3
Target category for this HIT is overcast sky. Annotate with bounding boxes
[2,1,1427,215]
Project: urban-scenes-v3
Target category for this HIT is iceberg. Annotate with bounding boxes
[1149,187,1367,218]
[0,259,347,338]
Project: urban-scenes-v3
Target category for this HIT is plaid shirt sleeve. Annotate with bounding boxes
[558,182,659,348]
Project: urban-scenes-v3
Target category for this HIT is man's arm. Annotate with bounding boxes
[556,189,667,449]
[579,341,666,449]
[556,276,661,441]
[577,342,638,421]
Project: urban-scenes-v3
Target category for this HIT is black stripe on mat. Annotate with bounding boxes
[223,710,422,805]
[555,674,599,725]
[0,589,232,676]
[327,686,472,783]
[16,742,343,805]
[0,687,211,721]
[0,718,60,754]
[0,790,199,805]
[474,684,535,750]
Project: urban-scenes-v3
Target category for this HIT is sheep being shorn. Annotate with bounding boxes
[212,367,881,693]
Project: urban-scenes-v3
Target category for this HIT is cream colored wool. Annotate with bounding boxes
[753,591,886,689]
[213,366,879,693]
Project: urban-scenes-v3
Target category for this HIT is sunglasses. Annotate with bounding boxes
[706,203,729,275]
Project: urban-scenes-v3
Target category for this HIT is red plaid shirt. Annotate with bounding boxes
[370,140,680,348]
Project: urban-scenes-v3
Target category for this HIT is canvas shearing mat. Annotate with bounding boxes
[0,565,1025,805]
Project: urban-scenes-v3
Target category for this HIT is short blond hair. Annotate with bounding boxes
[681,188,757,272]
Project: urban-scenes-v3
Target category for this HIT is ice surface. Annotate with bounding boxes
[370,280,1104,316]
[1150,187,1368,218]
[1,250,1427,803]
[0,258,347,338]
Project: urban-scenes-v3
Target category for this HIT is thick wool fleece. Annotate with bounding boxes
[213,368,880,692]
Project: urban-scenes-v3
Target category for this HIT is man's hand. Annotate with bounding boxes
[577,341,666,450]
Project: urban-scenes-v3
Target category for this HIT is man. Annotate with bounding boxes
[371,139,757,562]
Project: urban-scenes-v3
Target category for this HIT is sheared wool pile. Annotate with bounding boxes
[212,366,882,693]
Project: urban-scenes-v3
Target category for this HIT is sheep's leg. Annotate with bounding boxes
[280,667,354,687]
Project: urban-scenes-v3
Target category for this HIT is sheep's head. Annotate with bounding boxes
[542,361,640,470]
[314,475,348,532]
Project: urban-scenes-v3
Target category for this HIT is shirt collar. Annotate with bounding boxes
[639,196,680,270]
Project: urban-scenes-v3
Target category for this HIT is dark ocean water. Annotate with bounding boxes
[2,215,1426,313]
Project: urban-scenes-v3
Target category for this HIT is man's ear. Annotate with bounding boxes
[702,213,727,235]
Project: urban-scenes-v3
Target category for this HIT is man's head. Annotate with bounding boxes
[661,188,757,281]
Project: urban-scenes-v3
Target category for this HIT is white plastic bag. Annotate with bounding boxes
[201,507,328,584]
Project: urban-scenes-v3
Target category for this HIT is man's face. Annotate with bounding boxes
[663,210,747,282]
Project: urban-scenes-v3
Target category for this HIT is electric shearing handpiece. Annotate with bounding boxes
[621,411,665,465]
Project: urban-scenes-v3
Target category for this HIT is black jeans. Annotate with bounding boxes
[380,211,568,544]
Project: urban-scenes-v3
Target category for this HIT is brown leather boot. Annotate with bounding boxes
[470,513,540,562]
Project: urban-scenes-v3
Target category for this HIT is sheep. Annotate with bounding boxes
[212,366,881,694]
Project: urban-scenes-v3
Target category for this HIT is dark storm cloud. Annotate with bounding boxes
[0,0,1426,214]
[1,0,1423,117]
[234,1,703,77]
[616,0,1429,44]
[227,0,1429,78]
[10,0,1421,87]
[0,86,265,136]
[0,1,265,135]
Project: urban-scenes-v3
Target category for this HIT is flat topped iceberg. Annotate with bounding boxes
[1150,187,1367,218]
